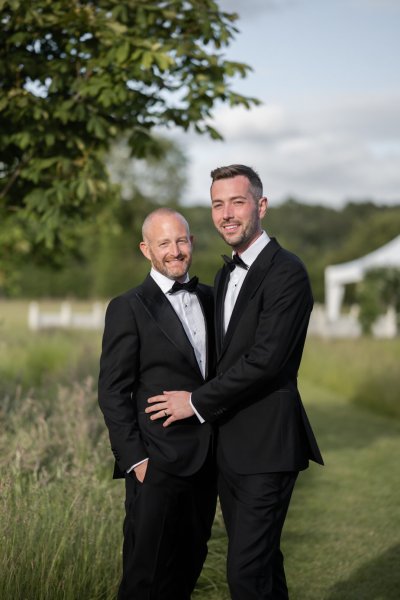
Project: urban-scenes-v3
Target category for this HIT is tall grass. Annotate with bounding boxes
[0,376,123,600]
[0,301,123,598]
[1,471,122,600]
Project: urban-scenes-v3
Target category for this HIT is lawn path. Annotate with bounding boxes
[285,381,400,600]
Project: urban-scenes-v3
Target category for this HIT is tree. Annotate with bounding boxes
[15,135,191,298]
[357,268,400,335]
[0,0,258,289]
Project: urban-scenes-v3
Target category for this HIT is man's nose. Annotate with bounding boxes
[222,204,234,220]
[170,242,180,255]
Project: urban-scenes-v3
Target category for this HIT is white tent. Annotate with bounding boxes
[325,235,400,322]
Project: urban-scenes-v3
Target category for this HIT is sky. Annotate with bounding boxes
[169,0,400,208]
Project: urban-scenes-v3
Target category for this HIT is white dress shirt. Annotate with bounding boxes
[150,268,206,378]
[224,231,270,332]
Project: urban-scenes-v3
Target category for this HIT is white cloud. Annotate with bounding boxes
[172,92,400,207]
[206,104,295,141]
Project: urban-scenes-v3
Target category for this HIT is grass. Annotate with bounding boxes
[0,300,103,394]
[1,474,122,600]
[283,382,400,600]
[0,300,399,599]
[301,336,400,417]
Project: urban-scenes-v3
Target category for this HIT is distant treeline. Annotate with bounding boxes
[15,199,400,303]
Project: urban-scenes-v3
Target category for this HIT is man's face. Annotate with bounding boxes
[211,175,267,252]
[140,214,193,281]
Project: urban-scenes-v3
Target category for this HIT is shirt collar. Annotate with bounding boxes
[237,231,270,267]
[150,268,189,294]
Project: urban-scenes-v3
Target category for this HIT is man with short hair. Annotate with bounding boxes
[146,166,323,600]
[98,208,217,600]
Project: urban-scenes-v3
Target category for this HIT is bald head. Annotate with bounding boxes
[142,208,190,243]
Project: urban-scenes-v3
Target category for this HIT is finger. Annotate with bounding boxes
[163,416,175,427]
[149,410,168,421]
[148,407,173,420]
[147,395,167,404]
[145,402,168,414]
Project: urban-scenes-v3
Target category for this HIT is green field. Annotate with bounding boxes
[1,301,399,599]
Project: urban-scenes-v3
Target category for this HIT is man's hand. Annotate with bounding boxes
[133,459,148,483]
[145,391,194,427]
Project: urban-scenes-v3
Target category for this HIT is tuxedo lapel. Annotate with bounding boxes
[214,265,230,355]
[195,285,214,380]
[220,239,281,356]
[136,275,203,377]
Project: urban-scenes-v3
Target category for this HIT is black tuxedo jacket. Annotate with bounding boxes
[192,238,323,474]
[98,275,215,478]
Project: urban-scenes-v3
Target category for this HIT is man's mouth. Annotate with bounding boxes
[166,257,185,264]
[222,223,240,233]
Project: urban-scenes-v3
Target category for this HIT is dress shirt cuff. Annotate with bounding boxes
[126,457,148,473]
[190,393,205,424]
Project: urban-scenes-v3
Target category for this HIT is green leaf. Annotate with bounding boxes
[76,179,88,200]
[141,51,154,70]
[115,41,130,64]
[15,132,31,149]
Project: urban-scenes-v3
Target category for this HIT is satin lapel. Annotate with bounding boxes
[221,239,281,356]
[135,275,202,377]
[214,265,230,356]
[195,286,213,380]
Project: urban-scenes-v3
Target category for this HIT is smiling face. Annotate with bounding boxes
[211,175,267,253]
[140,212,193,281]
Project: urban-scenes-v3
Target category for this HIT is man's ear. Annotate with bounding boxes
[259,196,268,218]
[139,241,151,261]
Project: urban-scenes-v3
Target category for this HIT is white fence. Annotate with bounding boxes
[308,304,398,338]
[28,302,106,331]
[27,301,397,338]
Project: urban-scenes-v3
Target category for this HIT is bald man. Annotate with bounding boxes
[98,208,217,600]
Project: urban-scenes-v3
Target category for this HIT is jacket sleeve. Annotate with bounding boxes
[98,295,147,472]
[191,259,313,423]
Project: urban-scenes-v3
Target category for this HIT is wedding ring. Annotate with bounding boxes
[164,410,168,417]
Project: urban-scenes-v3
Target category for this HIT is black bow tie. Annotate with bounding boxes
[168,276,199,294]
[222,254,249,271]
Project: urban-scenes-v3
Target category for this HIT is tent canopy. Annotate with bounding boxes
[325,235,400,321]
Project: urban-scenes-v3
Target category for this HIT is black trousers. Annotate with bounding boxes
[117,452,217,600]
[218,450,298,600]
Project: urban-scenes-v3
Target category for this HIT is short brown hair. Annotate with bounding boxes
[210,164,263,200]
